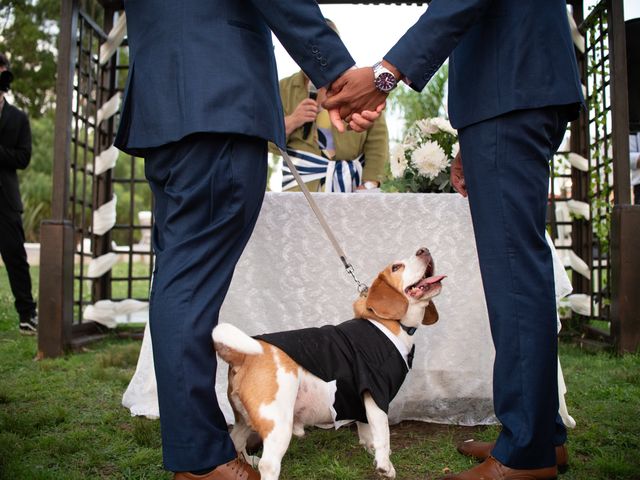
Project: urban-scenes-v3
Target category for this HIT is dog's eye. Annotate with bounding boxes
[392,264,403,272]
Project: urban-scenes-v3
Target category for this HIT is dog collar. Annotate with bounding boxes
[400,323,417,336]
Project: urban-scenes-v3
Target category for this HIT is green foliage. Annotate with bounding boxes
[584,23,613,286]
[388,64,449,135]
[0,0,59,118]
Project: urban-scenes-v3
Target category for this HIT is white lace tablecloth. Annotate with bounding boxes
[124,192,500,426]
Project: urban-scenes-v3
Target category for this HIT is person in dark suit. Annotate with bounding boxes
[0,53,38,335]
[113,2,380,479]
[325,1,583,479]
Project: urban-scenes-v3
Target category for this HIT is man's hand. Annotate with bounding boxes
[450,151,467,197]
[324,67,387,132]
[332,104,386,133]
[284,98,319,136]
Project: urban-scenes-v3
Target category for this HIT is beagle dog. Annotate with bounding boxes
[213,248,444,480]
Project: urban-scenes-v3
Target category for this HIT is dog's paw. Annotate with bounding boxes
[358,439,375,455]
[375,459,396,479]
[292,423,305,438]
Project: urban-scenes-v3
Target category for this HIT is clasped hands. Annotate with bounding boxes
[322,65,469,198]
[287,74,384,135]
[324,59,404,131]
[322,67,388,133]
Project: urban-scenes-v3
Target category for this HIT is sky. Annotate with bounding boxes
[274,1,640,80]
[273,1,640,142]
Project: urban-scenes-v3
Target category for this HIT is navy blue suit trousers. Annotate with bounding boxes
[144,133,267,472]
[458,106,573,469]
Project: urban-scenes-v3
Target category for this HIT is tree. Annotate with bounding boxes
[0,0,59,118]
[388,64,449,135]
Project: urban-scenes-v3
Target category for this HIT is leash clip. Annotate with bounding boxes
[344,262,369,297]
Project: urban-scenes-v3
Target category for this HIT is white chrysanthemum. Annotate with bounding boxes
[411,141,449,180]
[390,144,408,178]
[415,118,439,135]
[431,117,457,136]
[402,131,419,150]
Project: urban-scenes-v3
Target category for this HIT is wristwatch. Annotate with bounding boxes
[373,61,398,93]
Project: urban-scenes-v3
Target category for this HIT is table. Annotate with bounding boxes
[123,192,499,426]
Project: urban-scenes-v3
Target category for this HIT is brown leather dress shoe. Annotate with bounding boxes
[457,440,568,473]
[439,456,557,479]
[174,457,260,480]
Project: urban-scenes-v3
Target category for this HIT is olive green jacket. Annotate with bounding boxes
[269,71,389,190]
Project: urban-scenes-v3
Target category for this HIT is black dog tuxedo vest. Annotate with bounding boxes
[255,319,412,423]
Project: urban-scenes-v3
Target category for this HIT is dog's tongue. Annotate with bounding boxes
[425,275,446,284]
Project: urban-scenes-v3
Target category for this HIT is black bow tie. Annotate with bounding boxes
[400,323,417,336]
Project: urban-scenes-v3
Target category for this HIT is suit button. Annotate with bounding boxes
[320,59,328,67]
[311,46,319,54]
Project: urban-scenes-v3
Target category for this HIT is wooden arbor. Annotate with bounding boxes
[38,0,638,357]
[38,0,151,357]
[570,0,639,352]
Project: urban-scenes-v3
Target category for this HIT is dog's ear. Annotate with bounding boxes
[366,273,408,320]
[353,296,369,319]
[422,301,439,325]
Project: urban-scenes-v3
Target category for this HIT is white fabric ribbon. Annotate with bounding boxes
[282,148,364,192]
[567,199,590,220]
[546,232,576,429]
[96,92,122,126]
[567,293,592,316]
[568,152,589,172]
[91,145,119,176]
[92,195,117,236]
[99,12,127,65]
[86,252,118,279]
[83,299,149,329]
[566,6,585,54]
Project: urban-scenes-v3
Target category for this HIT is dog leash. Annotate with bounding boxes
[278,146,369,296]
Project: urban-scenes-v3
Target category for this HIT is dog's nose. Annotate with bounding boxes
[416,248,430,258]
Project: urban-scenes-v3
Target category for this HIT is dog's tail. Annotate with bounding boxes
[213,323,263,365]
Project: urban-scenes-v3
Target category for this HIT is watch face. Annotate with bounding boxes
[375,72,396,93]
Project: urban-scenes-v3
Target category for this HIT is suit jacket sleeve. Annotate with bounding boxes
[0,108,32,170]
[267,75,296,157]
[248,0,355,89]
[384,0,494,92]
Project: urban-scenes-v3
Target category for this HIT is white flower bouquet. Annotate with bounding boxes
[382,117,459,193]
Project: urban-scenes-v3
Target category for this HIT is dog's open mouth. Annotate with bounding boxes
[406,262,446,298]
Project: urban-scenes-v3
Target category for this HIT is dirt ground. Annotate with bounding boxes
[389,421,485,450]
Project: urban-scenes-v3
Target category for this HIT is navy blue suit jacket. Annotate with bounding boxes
[385,0,583,129]
[114,0,355,155]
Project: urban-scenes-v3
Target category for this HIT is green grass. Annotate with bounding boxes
[1,266,639,479]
